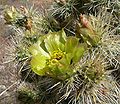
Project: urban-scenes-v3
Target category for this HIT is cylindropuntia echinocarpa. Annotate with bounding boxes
[2,3,120,104]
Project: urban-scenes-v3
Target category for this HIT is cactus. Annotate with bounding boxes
[52,52,120,104]
[2,0,120,104]
[29,29,85,80]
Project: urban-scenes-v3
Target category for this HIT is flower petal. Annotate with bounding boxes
[65,37,79,53]
[30,54,47,76]
[44,29,66,53]
[29,40,49,57]
[72,43,85,62]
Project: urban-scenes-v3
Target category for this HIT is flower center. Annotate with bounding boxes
[46,49,65,66]
[51,49,64,60]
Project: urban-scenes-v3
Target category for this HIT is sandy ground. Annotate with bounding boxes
[0,25,18,103]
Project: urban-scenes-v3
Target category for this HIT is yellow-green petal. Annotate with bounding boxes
[30,54,47,76]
